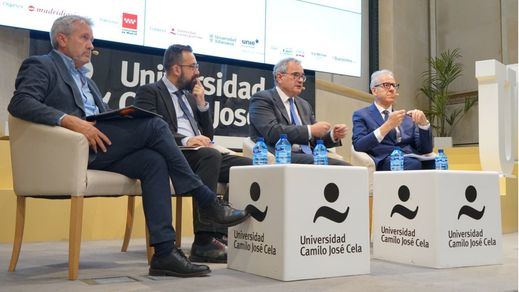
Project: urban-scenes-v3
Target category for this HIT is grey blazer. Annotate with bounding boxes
[248,87,339,151]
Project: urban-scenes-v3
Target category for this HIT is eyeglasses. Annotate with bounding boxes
[283,72,307,82]
[375,82,399,90]
[178,63,200,70]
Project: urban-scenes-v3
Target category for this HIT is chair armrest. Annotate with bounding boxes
[327,147,345,161]
[350,146,375,195]
[8,115,89,196]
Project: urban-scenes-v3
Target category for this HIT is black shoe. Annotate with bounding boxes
[199,198,250,227]
[215,234,228,246]
[189,238,227,263]
[149,248,211,277]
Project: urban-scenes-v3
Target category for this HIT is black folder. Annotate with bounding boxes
[86,105,162,122]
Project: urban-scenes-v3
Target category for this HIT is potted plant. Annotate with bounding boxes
[419,49,477,148]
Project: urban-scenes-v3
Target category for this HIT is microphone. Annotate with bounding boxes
[301,86,306,91]
[92,50,99,56]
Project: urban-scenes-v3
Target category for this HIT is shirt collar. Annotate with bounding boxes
[54,49,90,76]
[275,86,292,104]
[162,75,180,95]
[374,101,392,114]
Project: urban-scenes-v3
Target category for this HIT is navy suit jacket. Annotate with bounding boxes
[352,103,433,168]
[249,87,340,151]
[8,50,108,126]
[134,79,214,145]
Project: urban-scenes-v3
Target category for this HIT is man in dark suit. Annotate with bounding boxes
[134,44,251,263]
[8,15,249,277]
[352,69,434,170]
[248,58,349,165]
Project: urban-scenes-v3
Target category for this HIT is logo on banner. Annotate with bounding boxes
[390,185,419,219]
[458,185,486,220]
[245,182,268,222]
[122,13,138,35]
[313,183,350,223]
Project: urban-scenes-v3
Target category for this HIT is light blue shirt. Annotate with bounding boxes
[162,76,209,146]
[55,50,99,118]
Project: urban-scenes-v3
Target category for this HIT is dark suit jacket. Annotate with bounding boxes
[352,103,433,168]
[134,79,213,145]
[8,50,108,126]
[249,87,339,151]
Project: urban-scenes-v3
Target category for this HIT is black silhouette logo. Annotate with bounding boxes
[245,182,268,222]
[313,183,350,223]
[458,185,485,220]
[390,185,419,219]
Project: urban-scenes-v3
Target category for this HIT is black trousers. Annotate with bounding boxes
[88,117,206,245]
[182,147,252,234]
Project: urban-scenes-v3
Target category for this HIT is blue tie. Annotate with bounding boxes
[289,98,312,154]
[175,90,200,135]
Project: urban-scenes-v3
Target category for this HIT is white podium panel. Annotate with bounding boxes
[373,170,502,268]
[228,165,370,281]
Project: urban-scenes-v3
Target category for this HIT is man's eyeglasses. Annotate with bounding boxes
[178,63,200,70]
[375,82,399,90]
[284,72,307,82]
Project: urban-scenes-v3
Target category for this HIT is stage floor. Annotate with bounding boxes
[0,233,516,291]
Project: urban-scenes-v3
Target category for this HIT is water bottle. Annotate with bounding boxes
[313,139,328,165]
[435,149,449,170]
[390,147,404,171]
[252,137,268,165]
[275,134,291,164]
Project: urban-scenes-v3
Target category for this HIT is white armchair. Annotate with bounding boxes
[7,115,142,280]
[350,145,376,195]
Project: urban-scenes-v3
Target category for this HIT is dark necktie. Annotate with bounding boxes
[383,109,400,141]
[382,110,389,122]
[289,98,312,154]
[175,90,200,135]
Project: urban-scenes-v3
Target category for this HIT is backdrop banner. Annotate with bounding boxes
[30,36,316,145]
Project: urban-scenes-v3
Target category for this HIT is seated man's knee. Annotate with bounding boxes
[197,147,222,165]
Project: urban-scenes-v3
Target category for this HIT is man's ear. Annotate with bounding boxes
[56,33,67,48]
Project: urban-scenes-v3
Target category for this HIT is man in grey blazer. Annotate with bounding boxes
[249,58,350,165]
[135,44,251,263]
[8,15,249,278]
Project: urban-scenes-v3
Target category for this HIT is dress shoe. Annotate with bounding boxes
[215,234,228,246]
[199,198,250,227]
[149,247,211,277]
[189,238,227,263]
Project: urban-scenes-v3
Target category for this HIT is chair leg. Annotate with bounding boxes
[8,196,26,272]
[175,196,183,248]
[145,226,153,264]
[121,196,135,252]
[68,196,84,280]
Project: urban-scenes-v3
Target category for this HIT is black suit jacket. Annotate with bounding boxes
[8,50,108,126]
[249,87,339,151]
[134,79,214,145]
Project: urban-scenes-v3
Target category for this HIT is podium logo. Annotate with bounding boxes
[458,185,485,220]
[245,182,268,222]
[391,185,419,219]
[313,183,350,223]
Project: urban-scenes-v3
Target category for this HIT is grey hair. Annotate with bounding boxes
[273,57,301,85]
[370,69,395,89]
[50,15,93,49]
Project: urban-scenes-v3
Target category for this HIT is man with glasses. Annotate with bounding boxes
[352,69,434,170]
[134,44,252,264]
[9,16,250,278]
[249,57,349,165]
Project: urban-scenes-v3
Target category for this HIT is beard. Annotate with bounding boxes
[178,72,198,91]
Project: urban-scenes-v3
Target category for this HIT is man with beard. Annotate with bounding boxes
[135,44,251,263]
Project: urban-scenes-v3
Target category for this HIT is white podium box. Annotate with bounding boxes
[373,170,502,268]
[228,165,370,281]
